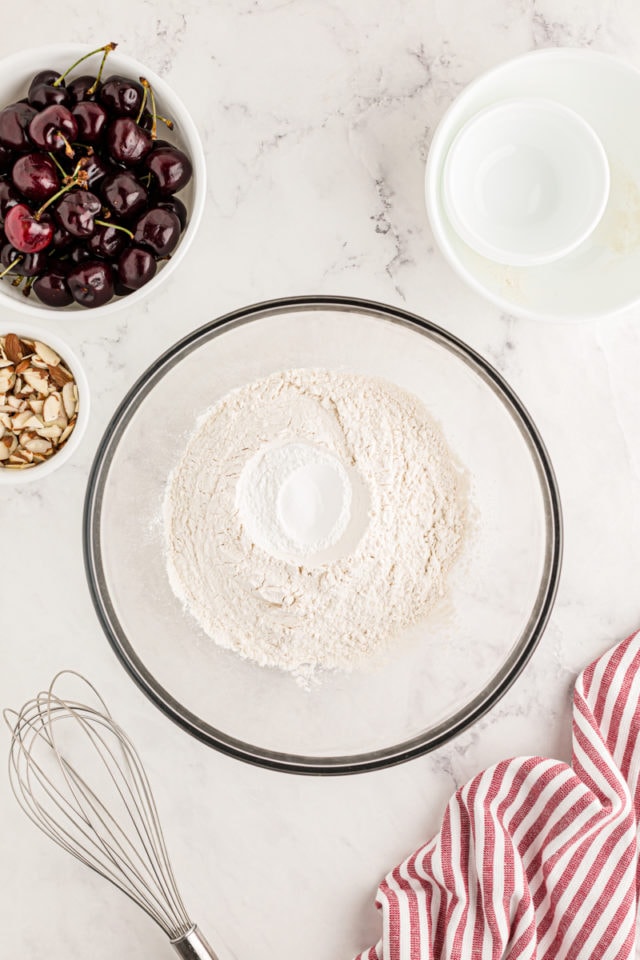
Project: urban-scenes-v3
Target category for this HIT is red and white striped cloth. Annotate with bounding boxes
[357,631,640,960]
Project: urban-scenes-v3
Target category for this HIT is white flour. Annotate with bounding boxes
[163,369,466,680]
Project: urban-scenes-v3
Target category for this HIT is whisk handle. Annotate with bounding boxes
[171,925,219,960]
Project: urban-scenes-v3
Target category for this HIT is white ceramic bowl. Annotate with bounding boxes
[0,321,89,484]
[443,98,610,267]
[424,49,640,323]
[0,44,206,318]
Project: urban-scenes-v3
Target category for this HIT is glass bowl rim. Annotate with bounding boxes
[83,295,563,776]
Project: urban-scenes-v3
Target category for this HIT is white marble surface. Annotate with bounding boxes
[2,2,640,958]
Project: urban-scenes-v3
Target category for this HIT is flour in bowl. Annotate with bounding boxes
[163,369,466,680]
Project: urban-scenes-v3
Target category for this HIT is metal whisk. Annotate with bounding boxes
[5,671,219,959]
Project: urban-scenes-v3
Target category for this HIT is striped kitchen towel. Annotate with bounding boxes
[356,631,640,960]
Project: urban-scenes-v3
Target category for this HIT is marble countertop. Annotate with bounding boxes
[3,2,640,958]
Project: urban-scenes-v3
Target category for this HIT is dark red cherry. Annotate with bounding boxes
[54,189,101,237]
[72,101,108,144]
[145,144,192,195]
[0,177,20,221]
[67,259,114,307]
[51,223,73,251]
[12,153,59,201]
[68,244,92,264]
[87,222,128,259]
[28,104,78,153]
[28,69,61,90]
[106,117,152,166]
[101,172,148,220]
[33,265,73,307]
[67,75,100,103]
[0,102,38,151]
[99,75,144,116]
[4,203,54,253]
[28,70,69,109]
[0,144,13,174]
[133,208,180,256]
[156,196,187,231]
[117,245,157,289]
[83,152,115,188]
[1,242,47,276]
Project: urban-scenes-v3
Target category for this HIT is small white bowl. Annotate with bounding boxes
[0,44,206,318]
[0,322,89,484]
[442,98,610,267]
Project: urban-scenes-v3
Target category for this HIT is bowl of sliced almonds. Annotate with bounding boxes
[0,323,88,482]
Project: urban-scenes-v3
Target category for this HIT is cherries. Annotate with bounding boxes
[72,101,108,143]
[67,259,114,307]
[12,153,59,201]
[55,189,101,237]
[102,172,148,219]
[0,102,38,151]
[145,145,193,196]
[134,208,180,257]
[0,43,193,309]
[29,104,78,154]
[4,204,54,253]
[107,117,151,165]
[99,75,144,116]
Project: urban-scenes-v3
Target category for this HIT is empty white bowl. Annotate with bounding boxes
[442,98,610,267]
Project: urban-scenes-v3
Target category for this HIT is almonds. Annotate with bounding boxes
[33,341,60,367]
[43,394,61,423]
[48,363,73,388]
[4,333,24,364]
[0,334,79,471]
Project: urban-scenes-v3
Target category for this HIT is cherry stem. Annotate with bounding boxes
[48,152,68,176]
[157,114,174,130]
[140,77,157,139]
[135,83,149,124]
[55,131,75,159]
[94,219,134,239]
[35,159,85,219]
[53,42,117,88]
[0,256,22,280]
[11,275,23,287]
[22,277,34,298]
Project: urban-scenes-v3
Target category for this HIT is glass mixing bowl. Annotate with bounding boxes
[84,297,562,774]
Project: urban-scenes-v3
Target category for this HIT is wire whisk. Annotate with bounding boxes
[5,671,219,959]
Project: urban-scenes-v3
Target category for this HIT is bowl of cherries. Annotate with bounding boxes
[0,42,205,314]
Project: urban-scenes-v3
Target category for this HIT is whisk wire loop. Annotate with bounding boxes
[5,672,194,940]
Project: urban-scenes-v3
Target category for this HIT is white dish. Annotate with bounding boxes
[443,98,609,267]
[0,44,206,319]
[426,49,640,322]
[0,321,89,484]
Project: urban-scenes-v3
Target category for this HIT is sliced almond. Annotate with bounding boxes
[11,410,35,430]
[0,367,15,393]
[37,424,63,441]
[34,340,60,367]
[22,367,50,395]
[61,382,77,419]
[4,333,24,364]
[24,437,52,455]
[48,364,73,387]
[43,393,61,423]
[28,399,44,415]
[59,422,75,444]
[15,359,30,375]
